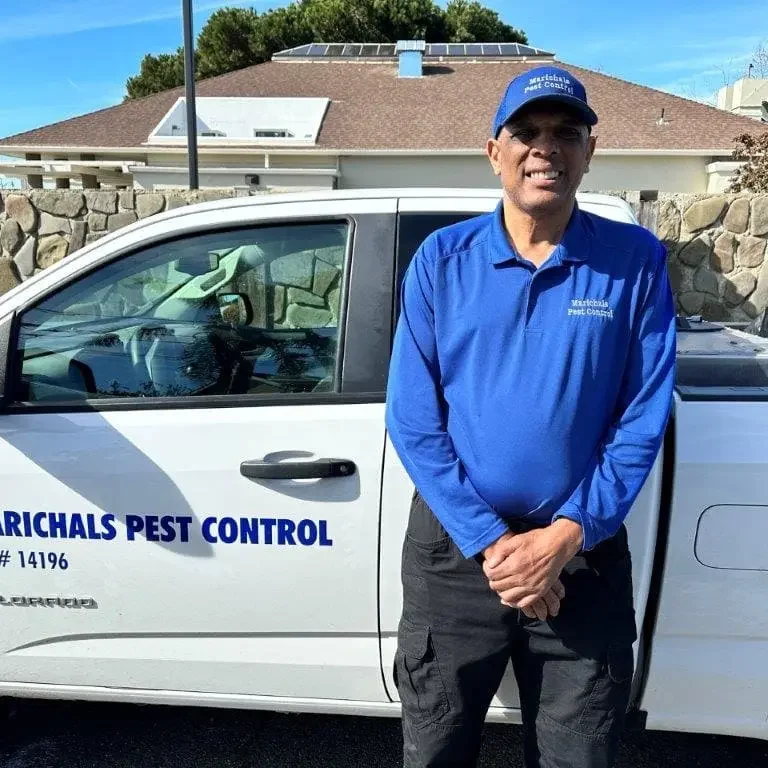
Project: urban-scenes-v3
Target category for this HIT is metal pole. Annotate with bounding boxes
[182,0,199,190]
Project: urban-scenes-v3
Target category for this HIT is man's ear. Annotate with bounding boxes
[586,134,597,166]
[486,138,502,176]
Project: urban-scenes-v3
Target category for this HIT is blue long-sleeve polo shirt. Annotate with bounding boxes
[385,201,676,558]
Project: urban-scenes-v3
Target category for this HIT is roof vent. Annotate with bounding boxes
[396,40,426,78]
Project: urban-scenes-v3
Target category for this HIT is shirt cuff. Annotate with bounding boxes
[458,519,510,559]
[552,503,594,552]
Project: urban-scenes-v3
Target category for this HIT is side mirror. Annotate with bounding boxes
[175,252,220,276]
[217,293,252,327]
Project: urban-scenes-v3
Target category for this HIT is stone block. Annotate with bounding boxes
[723,197,750,234]
[33,190,85,217]
[88,212,107,231]
[666,259,683,292]
[313,260,340,297]
[13,237,35,279]
[107,211,138,233]
[84,190,118,214]
[712,232,736,273]
[86,233,106,245]
[724,271,757,306]
[5,195,37,232]
[287,287,326,307]
[683,197,726,231]
[165,197,188,210]
[136,193,165,219]
[656,200,681,243]
[0,260,20,295]
[285,303,332,328]
[119,190,135,210]
[744,260,768,317]
[737,235,766,268]
[315,245,344,267]
[328,287,341,323]
[693,267,719,296]
[751,196,768,236]
[68,221,87,254]
[37,235,69,269]
[701,299,729,322]
[678,291,706,316]
[38,212,71,236]
[678,234,712,267]
[0,219,24,255]
[273,285,286,323]
[270,251,314,289]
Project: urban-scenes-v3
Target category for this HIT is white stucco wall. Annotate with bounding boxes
[339,155,497,189]
[339,153,711,193]
[583,155,709,193]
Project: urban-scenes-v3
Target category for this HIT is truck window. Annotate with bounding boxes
[395,213,477,312]
[13,221,349,403]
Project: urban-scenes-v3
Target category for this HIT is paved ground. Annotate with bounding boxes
[1,699,767,767]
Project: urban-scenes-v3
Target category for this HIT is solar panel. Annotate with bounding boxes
[280,44,311,57]
[272,41,553,60]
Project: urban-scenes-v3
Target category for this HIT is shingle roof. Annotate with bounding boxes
[1,59,765,152]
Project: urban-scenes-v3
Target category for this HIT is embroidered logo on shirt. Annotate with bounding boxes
[568,298,614,319]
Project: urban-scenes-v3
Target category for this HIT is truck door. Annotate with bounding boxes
[0,197,395,705]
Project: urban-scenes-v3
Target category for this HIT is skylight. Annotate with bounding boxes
[147,97,330,145]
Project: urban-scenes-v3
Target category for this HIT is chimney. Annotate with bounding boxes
[717,77,768,121]
[396,40,426,78]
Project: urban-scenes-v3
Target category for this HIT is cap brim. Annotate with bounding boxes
[498,94,598,133]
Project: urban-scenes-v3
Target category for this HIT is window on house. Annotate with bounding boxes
[253,129,294,138]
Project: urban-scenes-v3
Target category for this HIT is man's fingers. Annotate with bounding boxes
[552,579,565,600]
[542,589,560,618]
[531,598,548,621]
[520,604,536,618]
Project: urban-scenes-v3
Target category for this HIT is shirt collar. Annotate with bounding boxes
[488,199,591,266]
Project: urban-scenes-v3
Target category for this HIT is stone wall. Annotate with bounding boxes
[644,194,768,321]
[0,189,240,294]
[1,189,767,322]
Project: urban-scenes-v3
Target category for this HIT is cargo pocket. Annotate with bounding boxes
[395,621,450,728]
[607,644,634,685]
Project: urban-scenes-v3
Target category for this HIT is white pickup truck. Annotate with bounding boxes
[0,189,766,743]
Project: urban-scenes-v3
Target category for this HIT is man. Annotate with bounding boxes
[385,65,676,768]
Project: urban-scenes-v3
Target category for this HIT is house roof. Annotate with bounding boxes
[2,56,766,153]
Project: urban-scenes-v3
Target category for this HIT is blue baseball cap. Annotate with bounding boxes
[492,66,598,138]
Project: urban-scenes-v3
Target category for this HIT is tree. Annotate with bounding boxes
[125,49,185,100]
[196,8,261,80]
[728,132,768,193]
[443,0,526,44]
[124,0,527,99]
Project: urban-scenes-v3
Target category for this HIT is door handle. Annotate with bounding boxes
[240,458,357,480]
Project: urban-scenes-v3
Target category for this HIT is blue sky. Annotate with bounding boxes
[0,0,766,140]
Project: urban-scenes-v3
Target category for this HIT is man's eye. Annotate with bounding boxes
[513,129,536,141]
[557,127,582,140]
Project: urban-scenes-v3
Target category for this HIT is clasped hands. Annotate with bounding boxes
[481,519,584,621]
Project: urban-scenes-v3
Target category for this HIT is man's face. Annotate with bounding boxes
[486,104,597,218]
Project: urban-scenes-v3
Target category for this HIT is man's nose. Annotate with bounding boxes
[530,132,560,156]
